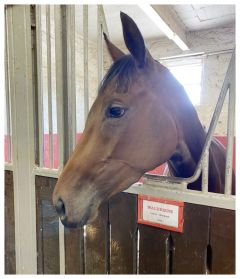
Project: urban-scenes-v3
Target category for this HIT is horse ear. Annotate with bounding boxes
[120,12,146,67]
[103,32,125,61]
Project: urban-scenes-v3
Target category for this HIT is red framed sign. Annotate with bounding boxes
[138,195,184,233]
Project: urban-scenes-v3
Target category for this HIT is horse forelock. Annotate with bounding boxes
[99,55,137,94]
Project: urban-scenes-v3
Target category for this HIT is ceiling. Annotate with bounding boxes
[75,5,235,43]
[172,5,235,31]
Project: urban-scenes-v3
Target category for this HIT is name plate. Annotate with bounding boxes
[138,195,184,232]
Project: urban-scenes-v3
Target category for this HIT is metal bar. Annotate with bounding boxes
[59,222,65,274]
[32,164,236,211]
[36,5,44,167]
[125,183,235,210]
[6,5,37,273]
[66,5,76,151]
[5,18,12,163]
[98,5,109,36]
[46,5,53,168]
[83,5,89,121]
[160,49,234,61]
[224,62,235,195]
[201,150,209,193]
[97,5,103,85]
[54,5,64,170]
[54,5,65,273]
[34,166,60,178]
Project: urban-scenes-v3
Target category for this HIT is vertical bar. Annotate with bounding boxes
[201,150,209,193]
[98,5,109,37]
[5,19,12,163]
[97,6,103,85]
[59,222,65,274]
[67,5,76,151]
[224,54,235,195]
[83,5,89,121]
[54,5,65,274]
[6,5,37,273]
[46,5,53,168]
[36,5,44,167]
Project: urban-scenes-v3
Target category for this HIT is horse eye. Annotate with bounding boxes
[107,106,126,118]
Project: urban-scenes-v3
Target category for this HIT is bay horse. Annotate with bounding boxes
[52,12,235,228]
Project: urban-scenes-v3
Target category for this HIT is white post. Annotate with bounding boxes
[5,20,12,163]
[46,5,53,168]
[201,150,209,193]
[54,5,65,274]
[66,5,76,151]
[6,5,37,273]
[224,53,235,195]
[36,5,44,167]
[83,5,89,121]
[97,5,103,85]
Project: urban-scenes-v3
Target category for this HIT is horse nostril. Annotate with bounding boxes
[55,199,66,219]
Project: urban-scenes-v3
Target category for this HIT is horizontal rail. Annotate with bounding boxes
[5,163,13,171]
[34,166,60,178]
[29,165,236,210]
[125,183,235,210]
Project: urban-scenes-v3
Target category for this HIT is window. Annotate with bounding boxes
[161,57,203,106]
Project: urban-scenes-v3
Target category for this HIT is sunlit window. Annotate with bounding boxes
[161,57,203,106]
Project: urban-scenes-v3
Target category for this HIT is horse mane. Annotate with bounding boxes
[99,55,137,94]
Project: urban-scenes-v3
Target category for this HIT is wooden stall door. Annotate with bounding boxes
[5,170,16,274]
[35,176,60,274]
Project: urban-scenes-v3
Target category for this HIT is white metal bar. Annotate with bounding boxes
[224,70,235,195]
[59,222,65,274]
[201,150,209,193]
[5,23,12,163]
[34,166,60,178]
[6,5,37,273]
[46,5,53,168]
[36,5,44,167]
[125,183,235,210]
[32,164,236,211]
[83,5,89,121]
[54,5,65,274]
[67,6,76,151]
[98,5,109,37]
[97,5,103,85]
[54,5,64,170]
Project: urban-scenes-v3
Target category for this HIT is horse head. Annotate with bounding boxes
[52,12,179,228]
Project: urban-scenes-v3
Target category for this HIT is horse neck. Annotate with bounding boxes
[167,105,206,180]
[167,100,225,193]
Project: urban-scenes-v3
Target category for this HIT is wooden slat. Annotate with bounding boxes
[210,208,235,274]
[35,176,60,274]
[65,227,84,274]
[109,192,138,274]
[171,203,210,274]
[138,224,170,274]
[5,170,16,274]
[85,201,109,274]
